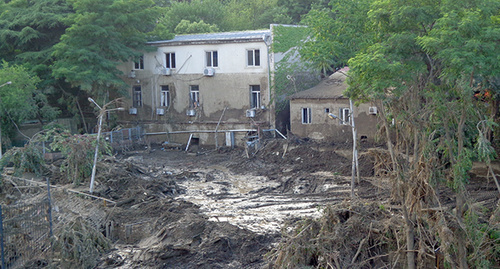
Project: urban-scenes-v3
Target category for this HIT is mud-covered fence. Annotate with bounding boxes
[0,182,52,269]
[103,126,144,152]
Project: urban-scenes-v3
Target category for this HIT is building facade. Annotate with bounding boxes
[289,71,380,143]
[117,29,277,147]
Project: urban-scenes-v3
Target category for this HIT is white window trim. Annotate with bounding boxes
[206,50,218,67]
[160,85,170,107]
[250,85,261,109]
[165,52,176,69]
[133,55,144,70]
[302,107,312,124]
[339,107,350,125]
[247,49,261,67]
[189,85,200,108]
[133,85,142,107]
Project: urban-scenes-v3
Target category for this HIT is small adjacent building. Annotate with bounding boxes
[289,70,379,143]
[117,29,278,147]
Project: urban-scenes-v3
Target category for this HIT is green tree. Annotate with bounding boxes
[160,0,226,32]
[52,0,165,100]
[222,0,287,31]
[0,62,59,152]
[300,0,374,76]
[277,0,500,268]
[276,0,329,24]
[174,19,219,34]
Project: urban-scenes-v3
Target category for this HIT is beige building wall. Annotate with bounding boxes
[115,32,274,146]
[290,98,379,143]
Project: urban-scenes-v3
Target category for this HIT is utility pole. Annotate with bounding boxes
[0,81,12,159]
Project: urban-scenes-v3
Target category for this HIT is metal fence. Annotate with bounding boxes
[103,126,144,152]
[0,181,52,269]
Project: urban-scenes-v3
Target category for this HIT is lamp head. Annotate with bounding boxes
[328,113,338,120]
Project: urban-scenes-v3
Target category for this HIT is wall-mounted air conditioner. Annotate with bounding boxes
[129,108,137,115]
[368,106,378,115]
[203,67,215,77]
[246,109,256,118]
[156,108,165,115]
[160,68,171,76]
[128,70,136,78]
[186,109,196,116]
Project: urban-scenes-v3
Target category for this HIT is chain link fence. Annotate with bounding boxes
[0,180,52,269]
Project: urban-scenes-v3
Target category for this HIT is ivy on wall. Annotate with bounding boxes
[271,25,320,113]
[271,25,309,53]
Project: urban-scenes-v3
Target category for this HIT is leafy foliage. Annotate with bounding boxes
[53,217,111,269]
[174,19,219,34]
[0,143,45,178]
[52,0,164,98]
[271,25,320,112]
[0,61,60,145]
[45,128,111,185]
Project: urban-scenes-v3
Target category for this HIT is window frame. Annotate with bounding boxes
[133,55,144,70]
[160,85,170,107]
[247,49,261,67]
[339,107,350,125]
[189,85,200,108]
[250,85,261,109]
[205,50,218,67]
[302,107,312,124]
[165,52,176,69]
[132,85,142,107]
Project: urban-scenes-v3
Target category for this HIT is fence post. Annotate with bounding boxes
[0,205,5,269]
[46,178,53,238]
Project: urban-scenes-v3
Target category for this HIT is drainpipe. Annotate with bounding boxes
[264,31,273,129]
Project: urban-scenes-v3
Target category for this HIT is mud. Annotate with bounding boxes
[1,138,498,268]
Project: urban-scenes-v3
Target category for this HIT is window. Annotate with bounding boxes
[206,51,218,67]
[189,85,200,108]
[133,85,142,107]
[247,49,260,66]
[134,55,144,70]
[160,85,170,107]
[302,108,311,124]
[324,108,330,113]
[339,108,350,125]
[165,52,176,68]
[250,85,261,109]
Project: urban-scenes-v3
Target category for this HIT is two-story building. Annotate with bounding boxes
[117,29,277,147]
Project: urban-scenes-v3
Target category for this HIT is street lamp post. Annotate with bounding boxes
[88,97,124,193]
[329,98,359,199]
[0,81,12,159]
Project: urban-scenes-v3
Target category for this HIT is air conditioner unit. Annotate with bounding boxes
[160,68,171,76]
[203,67,215,77]
[128,70,136,78]
[156,108,165,115]
[246,109,256,118]
[186,109,196,116]
[129,108,137,115]
[368,106,378,115]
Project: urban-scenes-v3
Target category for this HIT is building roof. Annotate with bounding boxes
[148,30,271,46]
[289,69,349,100]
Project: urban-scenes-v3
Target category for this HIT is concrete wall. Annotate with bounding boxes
[290,98,380,143]
[116,39,274,146]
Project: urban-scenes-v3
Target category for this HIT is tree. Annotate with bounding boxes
[300,0,374,76]
[0,62,59,154]
[174,19,219,34]
[52,0,165,101]
[296,0,500,268]
[159,0,226,32]
[276,0,329,24]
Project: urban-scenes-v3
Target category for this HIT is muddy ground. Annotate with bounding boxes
[1,138,499,268]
